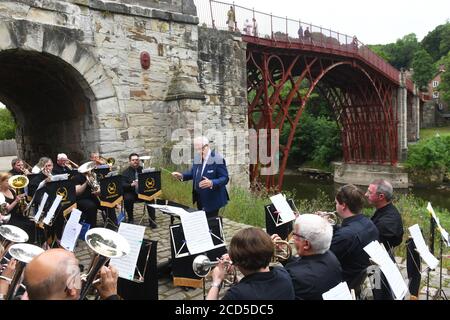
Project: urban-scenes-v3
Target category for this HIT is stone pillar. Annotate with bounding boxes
[413,92,421,140]
[397,71,408,161]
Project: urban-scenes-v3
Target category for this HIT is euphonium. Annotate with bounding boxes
[78,161,101,193]
[5,243,44,300]
[192,254,237,286]
[8,175,29,215]
[272,239,292,263]
[0,225,29,262]
[317,211,339,225]
[79,228,129,300]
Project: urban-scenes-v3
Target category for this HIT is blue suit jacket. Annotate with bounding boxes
[182,150,229,213]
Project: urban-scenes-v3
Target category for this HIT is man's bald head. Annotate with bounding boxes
[24,249,80,300]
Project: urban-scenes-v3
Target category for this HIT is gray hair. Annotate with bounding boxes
[371,179,393,201]
[193,136,209,146]
[57,153,68,160]
[294,214,333,254]
[37,157,52,168]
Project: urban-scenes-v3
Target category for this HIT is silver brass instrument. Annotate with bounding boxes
[0,225,29,262]
[0,193,9,221]
[317,211,339,225]
[79,228,130,300]
[192,254,237,286]
[6,243,44,300]
[78,161,101,194]
[8,175,29,215]
[272,239,292,263]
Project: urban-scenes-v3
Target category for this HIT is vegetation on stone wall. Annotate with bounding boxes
[0,108,16,140]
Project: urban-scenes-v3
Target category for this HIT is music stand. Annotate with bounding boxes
[428,217,448,300]
[169,216,227,290]
[117,239,158,300]
[265,198,296,240]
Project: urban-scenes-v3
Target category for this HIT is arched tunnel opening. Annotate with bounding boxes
[0,49,96,166]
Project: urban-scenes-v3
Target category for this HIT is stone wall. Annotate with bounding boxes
[0,0,250,188]
[421,101,436,128]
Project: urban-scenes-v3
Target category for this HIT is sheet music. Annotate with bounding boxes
[427,202,449,246]
[270,194,296,225]
[43,195,63,225]
[179,210,215,255]
[110,223,146,281]
[50,174,68,181]
[60,223,82,252]
[408,224,439,270]
[322,281,353,300]
[363,241,408,300]
[148,204,188,216]
[34,192,48,222]
[37,180,46,191]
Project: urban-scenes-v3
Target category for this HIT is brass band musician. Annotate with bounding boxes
[52,153,72,175]
[9,158,30,176]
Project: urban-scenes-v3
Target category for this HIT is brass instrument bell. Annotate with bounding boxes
[192,254,237,286]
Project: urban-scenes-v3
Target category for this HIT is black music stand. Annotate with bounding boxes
[117,239,158,300]
[169,216,227,291]
[428,217,448,300]
[265,198,296,240]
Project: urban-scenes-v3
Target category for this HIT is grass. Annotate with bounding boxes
[160,165,449,269]
[419,126,450,140]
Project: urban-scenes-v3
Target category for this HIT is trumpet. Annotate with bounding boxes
[316,211,339,225]
[192,254,237,286]
[272,239,292,263]
[79,228,129,300]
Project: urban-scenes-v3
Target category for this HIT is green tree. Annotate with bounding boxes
[438,51,450,105]
[411,48,435,90]
[0,108,16,140]
[422,23,450,61]
[389,33,420,69]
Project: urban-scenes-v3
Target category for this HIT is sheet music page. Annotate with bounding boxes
[34,192,48,222]
[148,204,188,216]
[110,223,146,280]
[364,241,408,300]
[270,194,296,225]
[427,202,449,246]
[50,174,68,181]
[60,223,82,252]
[180,210,215,255]
[43,195,62,225]
[37,179,46,191]
[322,281,353,300]
[409,224,439,270]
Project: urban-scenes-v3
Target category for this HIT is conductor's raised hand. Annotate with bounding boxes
[171,172,183,181]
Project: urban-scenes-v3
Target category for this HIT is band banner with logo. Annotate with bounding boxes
[99,175,123,208]
[93,165,111,180]
[138,171,162,202]
[45,179,77,217]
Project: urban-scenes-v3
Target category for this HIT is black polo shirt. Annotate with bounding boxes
[330,214,379,284]
[371,202,404,251]
[222,266,295,300]
[121,166,142,193]
[284,251,343,300]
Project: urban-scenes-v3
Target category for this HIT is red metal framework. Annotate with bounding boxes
[247,46,400,190]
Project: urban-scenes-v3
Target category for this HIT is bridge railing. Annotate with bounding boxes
[196,0,414,91]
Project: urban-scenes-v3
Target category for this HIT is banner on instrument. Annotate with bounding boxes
[138,171,162,202]
[99,175,123,208]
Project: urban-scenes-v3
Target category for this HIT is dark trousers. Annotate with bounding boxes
[77,198,99,228]
[124,191,156,224]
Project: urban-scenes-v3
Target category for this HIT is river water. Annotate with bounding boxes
[282,174,450,212]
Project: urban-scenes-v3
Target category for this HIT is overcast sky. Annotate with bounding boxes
[195,0,450,45]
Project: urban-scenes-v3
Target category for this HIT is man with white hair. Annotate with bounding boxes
[272,214,342,300]
[172,136,229,218]
[52,153,71,175]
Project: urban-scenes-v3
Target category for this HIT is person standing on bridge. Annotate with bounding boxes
[252,18,258,37]
[226,6,236,31]
[298,25,304,40]
[304,27,311,42]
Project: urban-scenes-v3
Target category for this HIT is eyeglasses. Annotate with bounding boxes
[292,232,307,241]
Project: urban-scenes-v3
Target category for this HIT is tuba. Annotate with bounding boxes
[5,243,44,300]
[272,239,292,263]
[8,175,29,215]
[0,225,29,262]
[78,161,101,194]
[79,228,129,300]
[192,254,237,286]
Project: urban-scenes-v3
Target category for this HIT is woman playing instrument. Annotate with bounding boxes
[206,227,295,300]
[0,173,34,243]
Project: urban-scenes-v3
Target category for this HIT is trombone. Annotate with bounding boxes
[79,228,129,300]
[66,158,79,170]
[95,156,115,167]
[192,254,237,286]
[21,160,33,175]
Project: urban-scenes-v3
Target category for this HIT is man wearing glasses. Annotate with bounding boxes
[272,214,343,300]
[121,153,156,227]
[172,136,229,218]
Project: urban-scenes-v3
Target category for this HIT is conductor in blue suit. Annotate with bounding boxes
[172,136,229,217]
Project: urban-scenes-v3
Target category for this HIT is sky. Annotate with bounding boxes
[195,0,450,45]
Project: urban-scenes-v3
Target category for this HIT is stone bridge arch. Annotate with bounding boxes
[0,19,119,164]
